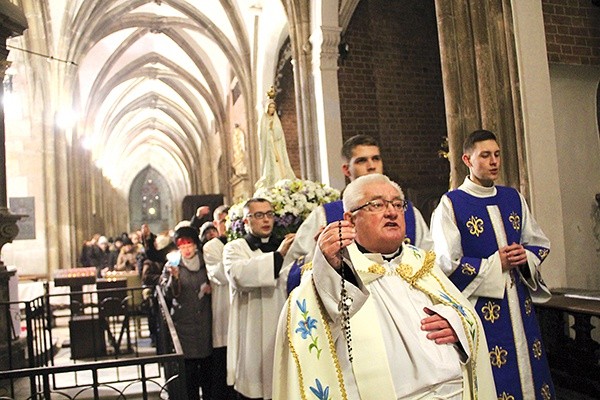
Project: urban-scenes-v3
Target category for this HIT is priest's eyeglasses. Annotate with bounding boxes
[350,198,408,214]
[246,211,275,219]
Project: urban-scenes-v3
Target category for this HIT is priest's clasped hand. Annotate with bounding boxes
[421,307,459,344]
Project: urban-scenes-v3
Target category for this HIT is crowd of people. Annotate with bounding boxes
[77,131,555,400]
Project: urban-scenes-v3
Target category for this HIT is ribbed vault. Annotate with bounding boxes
[44,0,288,204]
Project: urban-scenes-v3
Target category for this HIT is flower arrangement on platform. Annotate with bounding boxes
[226,179,341,241]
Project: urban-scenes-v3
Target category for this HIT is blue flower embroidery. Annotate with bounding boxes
[310,379,331,400]
[439,292,467,317]
[439,291,476,343]
[296,316,318,339]
[297,299,307,313]
[295,298,322,359]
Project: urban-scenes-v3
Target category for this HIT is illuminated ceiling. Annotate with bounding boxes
[38,0,289,196]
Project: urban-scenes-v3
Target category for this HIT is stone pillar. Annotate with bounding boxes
[283,0,319,181]
[0,0,27,365]
[309,0,345,189]
[434,0,523,190]
[0,0,27,269]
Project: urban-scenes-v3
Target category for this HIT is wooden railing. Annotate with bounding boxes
[535,290,600,397]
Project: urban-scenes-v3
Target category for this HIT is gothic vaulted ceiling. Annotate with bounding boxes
[17,0,289,198]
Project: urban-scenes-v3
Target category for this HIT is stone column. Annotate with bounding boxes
[0,0,27,270]
[309,0,345,189]
[0,0,27,366]
[434,0,523,190]
[284,0,318,181]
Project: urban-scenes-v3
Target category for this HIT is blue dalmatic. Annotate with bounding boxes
[287,200,419,295]
[446,186,554,400]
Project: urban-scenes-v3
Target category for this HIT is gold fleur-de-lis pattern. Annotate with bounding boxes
[541,383,552,400]
[524,298,532,316]
[538,248,549,260]
[461,263,476,275]
[481,301,501,323]
[509,212,521,231]
[466,215,484,237]
[533,339,543,360]
[490,345,508,368]
[498,393,515,400]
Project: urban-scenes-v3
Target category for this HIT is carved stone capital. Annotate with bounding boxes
[310,26,342,71]
[0,210,24,270]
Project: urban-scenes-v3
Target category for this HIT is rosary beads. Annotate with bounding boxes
[338,221,353,363]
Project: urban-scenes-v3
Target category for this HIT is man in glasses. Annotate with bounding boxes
[223,198,296,400]
[286,134,433,292]
[430,130,554,399]
[273,174,495,400]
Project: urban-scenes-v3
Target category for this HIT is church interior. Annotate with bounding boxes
[0,0,598,399]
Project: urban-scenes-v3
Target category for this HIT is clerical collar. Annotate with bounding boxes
[355,242,402,262]
[244,233,278,252]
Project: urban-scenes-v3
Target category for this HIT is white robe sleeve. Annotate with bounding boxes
[515,193,552,302]
[203,238,226,285]
[285,206,327,263]
[430,195,505,299]
[223,239,278,291]
[413,206,434,251]
[426,303,471,362]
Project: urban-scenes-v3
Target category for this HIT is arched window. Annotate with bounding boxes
[141,177,161,221]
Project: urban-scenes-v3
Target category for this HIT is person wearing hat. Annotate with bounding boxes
[115,236,139,271]
[199,221,219,248]
[92,235,112,277]
[161,225,213,400]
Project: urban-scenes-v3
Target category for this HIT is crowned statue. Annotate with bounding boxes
[255,86,296,189]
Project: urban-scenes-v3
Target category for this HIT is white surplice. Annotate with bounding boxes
[202,237,229,348]
[223,237,292,399]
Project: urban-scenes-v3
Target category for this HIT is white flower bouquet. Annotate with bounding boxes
[226,179,341,241]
